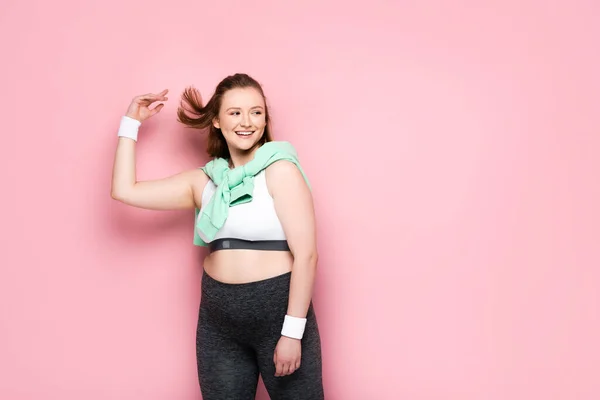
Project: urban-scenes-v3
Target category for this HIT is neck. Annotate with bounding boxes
[228,144,261,168]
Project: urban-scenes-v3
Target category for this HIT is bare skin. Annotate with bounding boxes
[111,87,318,377]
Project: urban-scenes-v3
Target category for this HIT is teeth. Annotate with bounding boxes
[236,131,253,136]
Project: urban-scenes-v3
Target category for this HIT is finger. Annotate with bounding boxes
[282,363,292,376]
[149,103,165,116]
[137,89,168,98]
[287,363,296,375]
[273,351,280,376]
[136,92,168,103]
[295,360,301,370]
[150,89,168,99]
[275,361,283,377]
[138,96,168,104]
[149,89,169,101]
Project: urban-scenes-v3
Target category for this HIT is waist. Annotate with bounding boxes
[202,244,294,284]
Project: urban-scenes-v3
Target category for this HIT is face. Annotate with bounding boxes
[213,87,267,153]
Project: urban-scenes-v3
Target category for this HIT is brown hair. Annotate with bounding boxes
[177,73,273,159]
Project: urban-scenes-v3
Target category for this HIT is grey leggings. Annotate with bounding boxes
[196,270,324,400]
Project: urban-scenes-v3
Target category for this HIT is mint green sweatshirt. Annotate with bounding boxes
[193,141,310,246]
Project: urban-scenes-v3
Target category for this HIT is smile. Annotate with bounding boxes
[235,131,255,137]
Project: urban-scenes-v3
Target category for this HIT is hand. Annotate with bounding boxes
[273,335,301,377]
[125,89,169,122]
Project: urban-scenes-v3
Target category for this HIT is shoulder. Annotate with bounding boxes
[266,158,299,173]
[265,159,302,181]
[265,160,308,198]
[200,157,228,177]
[260,140,299,159]
[263,140,302,174]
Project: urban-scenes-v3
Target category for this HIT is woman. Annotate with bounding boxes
[111,73,324,399]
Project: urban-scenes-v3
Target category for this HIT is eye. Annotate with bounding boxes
[230,111,240,116]
[252,111,262,115]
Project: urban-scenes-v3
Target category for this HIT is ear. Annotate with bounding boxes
[212,117,220,129]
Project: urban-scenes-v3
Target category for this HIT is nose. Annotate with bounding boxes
[240,113,251,127]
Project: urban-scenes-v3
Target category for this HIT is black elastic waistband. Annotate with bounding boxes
[208,238,290,253]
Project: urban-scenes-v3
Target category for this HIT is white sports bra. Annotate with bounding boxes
[196,170,287,244]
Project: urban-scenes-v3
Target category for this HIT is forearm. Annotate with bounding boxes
[111,117,141,198]
[286,253,318,318]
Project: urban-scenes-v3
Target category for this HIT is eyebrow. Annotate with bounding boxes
[225,106,264,111]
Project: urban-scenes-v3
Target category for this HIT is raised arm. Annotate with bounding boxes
[110,90,208,211]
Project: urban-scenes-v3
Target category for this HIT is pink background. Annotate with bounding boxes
[1,1,599,399]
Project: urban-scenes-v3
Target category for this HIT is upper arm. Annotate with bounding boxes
[266,161,317,259]
[113,168,209,211]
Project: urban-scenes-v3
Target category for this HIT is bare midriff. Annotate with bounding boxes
[202,249,294,284]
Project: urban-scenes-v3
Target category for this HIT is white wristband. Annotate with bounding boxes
[117,116,142,142]
[281,315,307,340]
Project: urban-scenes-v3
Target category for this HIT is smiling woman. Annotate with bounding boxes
[177,74,274,164]
[213,89,268,152]
[110,73,324,400]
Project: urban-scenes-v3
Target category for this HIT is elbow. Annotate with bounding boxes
[110,186,121,201]
[111,181,136,202]
[111,186,128,202]
[294,249,319,269]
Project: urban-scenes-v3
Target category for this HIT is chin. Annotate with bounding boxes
[237,140,261,152]
[233,134,264,150]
